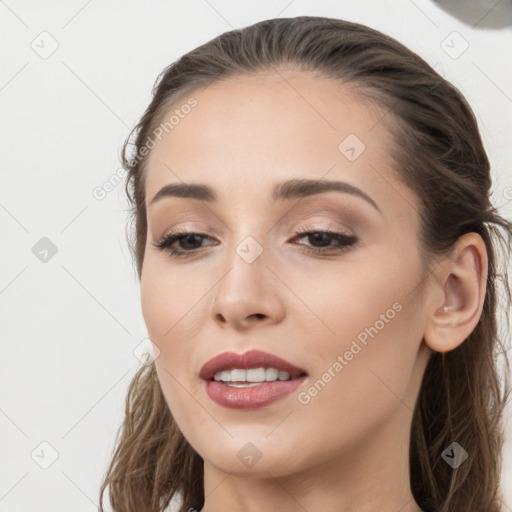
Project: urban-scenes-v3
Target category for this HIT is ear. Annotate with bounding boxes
[423,232,488,353]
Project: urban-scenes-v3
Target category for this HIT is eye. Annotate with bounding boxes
[152,228,214,258]
[152,226,358,259]
[291,226,358,254]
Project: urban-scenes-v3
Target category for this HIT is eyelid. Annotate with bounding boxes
[153,221,221,240]
[281,212,358,237]
[154,207,361,238]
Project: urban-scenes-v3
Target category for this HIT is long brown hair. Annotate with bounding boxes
[99,16,512,512]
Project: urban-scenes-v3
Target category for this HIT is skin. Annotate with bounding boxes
[140,70,488,512]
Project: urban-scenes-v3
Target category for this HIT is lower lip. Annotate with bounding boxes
[204,377,306,410]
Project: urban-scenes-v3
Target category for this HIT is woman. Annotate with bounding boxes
[99,15,511,512]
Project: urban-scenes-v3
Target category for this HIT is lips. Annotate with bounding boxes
[199,349,308,381]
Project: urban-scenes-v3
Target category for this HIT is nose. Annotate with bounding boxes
[209,254,285,331]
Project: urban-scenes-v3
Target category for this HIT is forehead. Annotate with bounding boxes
[144,71,414,219]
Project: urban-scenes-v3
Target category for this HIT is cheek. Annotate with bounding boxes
[140,270,170,346]
[287,244,421,353]
[300,253,423,428]
[303,308,419,451]
[140,257,202,344]
[140,258,213,401]
[141,266,207,434]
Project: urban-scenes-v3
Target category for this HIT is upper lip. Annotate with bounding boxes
[199,350,308,381]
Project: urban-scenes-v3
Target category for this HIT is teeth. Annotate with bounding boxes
[265,368,279,381]
[246,368,266,382]
[231,369,246,382]
[218,370,232,382]
[278,370,290,381]
[213,367,292,383]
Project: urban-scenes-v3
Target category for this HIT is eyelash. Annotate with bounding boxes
[152,226,358,259]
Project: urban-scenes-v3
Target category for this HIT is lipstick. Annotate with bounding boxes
[199,350,308,410]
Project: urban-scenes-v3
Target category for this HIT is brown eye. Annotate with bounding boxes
[152,229,215,258]
[292,228,358,254]
[152,227,359,260]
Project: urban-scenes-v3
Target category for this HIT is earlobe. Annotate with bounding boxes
[423,233,488,354]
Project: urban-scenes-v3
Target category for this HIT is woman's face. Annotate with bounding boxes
[141,71,433,478]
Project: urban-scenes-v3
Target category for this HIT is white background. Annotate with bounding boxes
[1,1,511,511]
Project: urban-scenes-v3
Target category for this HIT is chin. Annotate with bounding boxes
[194,433,308,478]
[204,452,301,478]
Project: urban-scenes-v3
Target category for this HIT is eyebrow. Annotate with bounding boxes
[149,178,382,214]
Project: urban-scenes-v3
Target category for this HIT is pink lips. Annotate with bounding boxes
[199,350,308,410]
